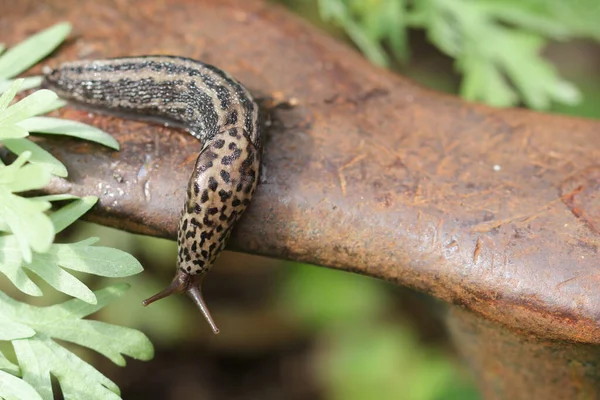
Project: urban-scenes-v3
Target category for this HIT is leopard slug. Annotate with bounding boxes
[43,56,262,334]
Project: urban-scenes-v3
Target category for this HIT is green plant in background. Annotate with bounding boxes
[280,264,479,400]
[315,0,600,109]
[0,23,152,400]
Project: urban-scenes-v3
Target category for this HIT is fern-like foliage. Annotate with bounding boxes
[317,0,600,109]
[0,23,153,400]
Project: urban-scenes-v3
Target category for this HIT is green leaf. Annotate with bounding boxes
[0,319,35,341]
[319,0,390,66]
[0,158,54,262]
[477,2,570,39]
[0,125,29,140]
[0,155,52,193]
[0,194,82,230]
[496,30,581,108]
[549,0,600,39]
[400,0,584,109]
[0,76,43,95]
[381,0,409,62]
[0,350,20,376]
[549,79,580,105]
[17,117,120,150]
[344,18,389,67]
[42,238,144,278]
[1,138,68,177]
[12,338,52,400]
[0,231,143,302]
[34,97,67,115]
[29,194,81,202]
[0,236,43,297]
[460,54,518,106]
[0,22,72,79]
[2,285,154,399]
[0,193,53,261]
[21,249,98,304]
[0,369,43,400]
[314,0,594,109]
[0,79,23,110]
[15,336,121,400]
[0,90,58,126]
[49,196,97,233]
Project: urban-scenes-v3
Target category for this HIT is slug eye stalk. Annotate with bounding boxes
[142,271,219,334]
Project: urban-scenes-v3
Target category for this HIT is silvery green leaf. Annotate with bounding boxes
[0,22,71,79]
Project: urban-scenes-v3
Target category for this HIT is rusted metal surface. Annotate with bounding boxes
[446,307,600,399]
[3,0,600,369]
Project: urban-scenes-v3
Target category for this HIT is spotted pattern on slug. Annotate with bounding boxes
[178,125,259,275]
[43,56,262,332]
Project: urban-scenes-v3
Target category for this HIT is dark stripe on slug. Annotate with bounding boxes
[49,74,221,141]
[74,57,242,116]
[43,56,261,139]
[242,100,255,137]
[199,78,232,111]
[201,62,257,136]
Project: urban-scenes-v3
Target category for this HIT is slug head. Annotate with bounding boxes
[42,63,98,101]
[142,270,219,334]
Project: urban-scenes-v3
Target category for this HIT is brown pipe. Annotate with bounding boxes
[3,0,600,364]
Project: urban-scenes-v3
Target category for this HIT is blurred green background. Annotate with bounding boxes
[7,0,600,399]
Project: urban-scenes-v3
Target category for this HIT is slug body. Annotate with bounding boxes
[43,56,262,334]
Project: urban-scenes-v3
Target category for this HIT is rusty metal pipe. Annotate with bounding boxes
[2,0,600,397]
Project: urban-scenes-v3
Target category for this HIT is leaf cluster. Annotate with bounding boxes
[0,23,153,400]
[317,0,600,108]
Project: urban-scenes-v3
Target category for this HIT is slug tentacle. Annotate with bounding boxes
[43,56,261,334]
[142,271,219,334]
